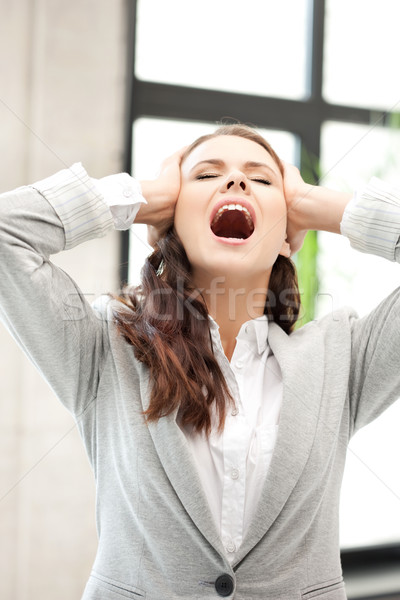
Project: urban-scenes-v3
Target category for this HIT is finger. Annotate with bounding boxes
[161,145,189,169]
[283,162,299,177]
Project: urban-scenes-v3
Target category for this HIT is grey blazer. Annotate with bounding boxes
[0,167,399,600]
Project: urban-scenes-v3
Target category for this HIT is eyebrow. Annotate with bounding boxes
[190,158,279,177]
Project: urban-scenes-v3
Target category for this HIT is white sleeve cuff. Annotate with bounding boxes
[94,173,147,231]
[31,163,114,250]
[340,177,400,262]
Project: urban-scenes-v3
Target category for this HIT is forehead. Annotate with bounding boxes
[181,135,276,174]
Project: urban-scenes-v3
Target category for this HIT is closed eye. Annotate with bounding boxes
[195,174,271,184]
[195,173,220,180]
[252,178,271,185]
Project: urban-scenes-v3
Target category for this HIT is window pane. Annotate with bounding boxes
[135,0,310,100]
[129,117,298,284]
[320,121,400,548]
[323,0,400,110]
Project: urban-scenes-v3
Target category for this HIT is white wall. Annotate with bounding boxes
[0,1,129,597]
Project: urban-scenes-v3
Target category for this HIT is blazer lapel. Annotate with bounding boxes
[234,321,325,565]
[138,363,226,558]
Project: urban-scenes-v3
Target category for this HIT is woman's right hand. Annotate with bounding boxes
[136,147,187,246]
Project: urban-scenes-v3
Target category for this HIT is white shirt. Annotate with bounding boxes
[95,172,284,562]
[181,317,282,563]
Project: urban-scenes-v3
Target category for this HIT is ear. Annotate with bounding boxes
[279,238,291,258]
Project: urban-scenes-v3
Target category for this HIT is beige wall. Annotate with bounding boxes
[0,1,129,597]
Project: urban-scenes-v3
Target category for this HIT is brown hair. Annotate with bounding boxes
[113,124,300,434]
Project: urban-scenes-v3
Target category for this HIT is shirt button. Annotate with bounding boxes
[231,407,239,416]
[235,359,244,369]
[231,468,240,480]
[226,541,236,553]
[123,189,133,198]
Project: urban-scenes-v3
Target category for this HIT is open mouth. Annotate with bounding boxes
[210,204,255,240]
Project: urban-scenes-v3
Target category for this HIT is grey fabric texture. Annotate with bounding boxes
[1,170,399,599]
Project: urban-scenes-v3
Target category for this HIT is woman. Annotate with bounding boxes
[0,124,399,599]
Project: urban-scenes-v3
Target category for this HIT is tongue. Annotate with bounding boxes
[211,209,253,239]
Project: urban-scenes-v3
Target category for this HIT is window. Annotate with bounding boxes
[125,0,400,556]
[323,0,400,110]
[135,0,310,100]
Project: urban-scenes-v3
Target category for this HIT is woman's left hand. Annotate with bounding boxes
[283,162,352,254]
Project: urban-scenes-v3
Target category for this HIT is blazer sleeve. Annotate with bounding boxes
[0,163,114,417]
[340,177,400,433]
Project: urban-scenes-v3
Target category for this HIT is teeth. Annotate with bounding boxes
[214,204,252,220]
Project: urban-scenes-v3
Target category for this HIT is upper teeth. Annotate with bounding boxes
[214,204,253,221]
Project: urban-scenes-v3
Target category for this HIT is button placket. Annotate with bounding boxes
[230,467,240,480]
[234,357,244,369]
[220,407,247,560]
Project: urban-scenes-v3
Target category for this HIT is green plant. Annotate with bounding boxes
[294,147,321,327]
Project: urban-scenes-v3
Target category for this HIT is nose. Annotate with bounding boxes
[220,170,249,194]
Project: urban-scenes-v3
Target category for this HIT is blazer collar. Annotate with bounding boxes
[137,362,228,559]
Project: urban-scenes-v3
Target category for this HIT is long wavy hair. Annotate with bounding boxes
[113,124,300,434]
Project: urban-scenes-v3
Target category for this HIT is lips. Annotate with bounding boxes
[210,199,255,240]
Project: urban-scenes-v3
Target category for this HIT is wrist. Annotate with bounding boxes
[290,184,352,234]
[136,180,170,226]
[140,180,170,204]
[287,183,315,231]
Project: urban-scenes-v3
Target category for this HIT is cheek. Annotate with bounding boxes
[174,187,206,233]
[174,197,200,248]
[262,192,287,223]
[261,195,287,248]
[173,195,189,237]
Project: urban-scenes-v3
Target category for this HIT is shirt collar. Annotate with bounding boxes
[208,314,269,355]
[237,315,269,355]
